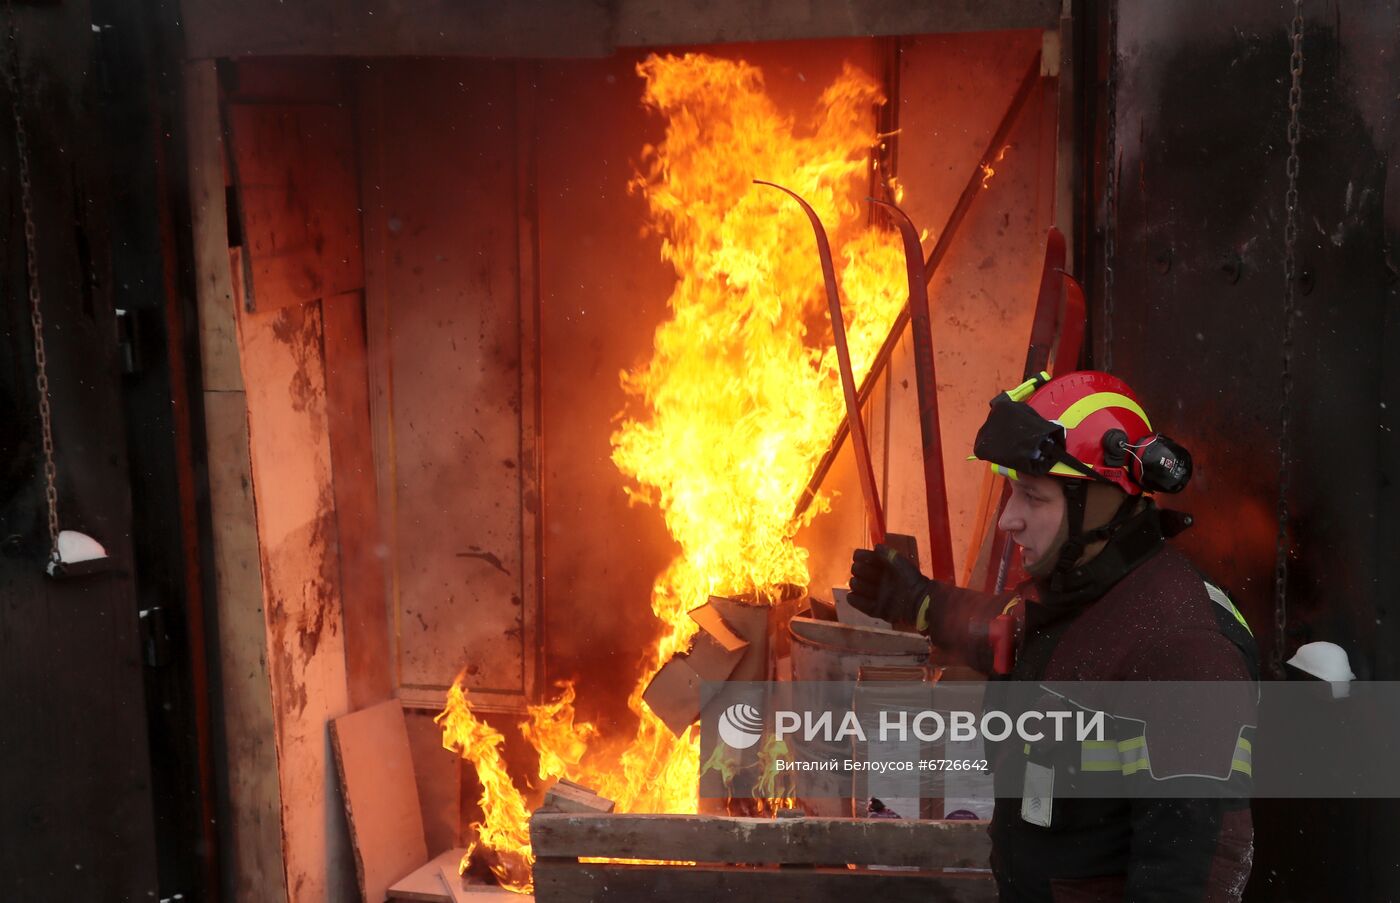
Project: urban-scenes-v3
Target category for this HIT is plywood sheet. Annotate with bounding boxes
[331,700,429,903]
[237,299,355,902]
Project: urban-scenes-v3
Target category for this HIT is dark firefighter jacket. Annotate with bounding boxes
[925,505,1259,903]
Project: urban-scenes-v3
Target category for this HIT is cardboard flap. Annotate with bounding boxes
[689,602,748,653]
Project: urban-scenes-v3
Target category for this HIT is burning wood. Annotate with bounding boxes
[537,779,616,815]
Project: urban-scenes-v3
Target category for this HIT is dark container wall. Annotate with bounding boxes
[0,0,178,899]
[1103,0,1400,898]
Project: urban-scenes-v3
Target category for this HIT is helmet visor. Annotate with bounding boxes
[972,395,1069,476]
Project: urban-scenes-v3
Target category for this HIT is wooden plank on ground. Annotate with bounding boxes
[388,848,530,902]
[529,814,989,869]
[532,861,997,903]
[331,700,429,903]
[387,847,461,902]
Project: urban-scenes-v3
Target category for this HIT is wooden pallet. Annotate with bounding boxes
[530,813,996,902]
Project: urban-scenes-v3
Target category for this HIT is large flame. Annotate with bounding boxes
[439,51,910,892]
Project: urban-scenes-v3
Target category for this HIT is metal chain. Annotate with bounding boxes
[3,2,61,564]
[1273,0,1305,676]
[1102,0,1118,371]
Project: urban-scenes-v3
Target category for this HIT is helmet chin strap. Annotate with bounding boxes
[1049,479,1140,580]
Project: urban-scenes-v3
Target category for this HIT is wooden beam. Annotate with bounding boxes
[182,0,612,59]
[323,290,394,709]
[532,861,997,903]
[181,0,1057,60]
[614,0,1060,46]
[530,814,990,869]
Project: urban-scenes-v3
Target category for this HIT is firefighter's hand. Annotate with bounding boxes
[848,544,934,630]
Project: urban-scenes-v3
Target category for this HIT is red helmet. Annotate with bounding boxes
[974,370,1189,496]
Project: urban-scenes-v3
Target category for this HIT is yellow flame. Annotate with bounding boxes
[980,143,1012,189]
[435,681,534,892]
[521,681,598,783]
[753,735,798,812]
[439,51,910,888]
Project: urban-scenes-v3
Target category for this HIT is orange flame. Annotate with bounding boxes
[439,51,911,889]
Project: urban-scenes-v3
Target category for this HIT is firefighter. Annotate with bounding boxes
[847,370,1258,902]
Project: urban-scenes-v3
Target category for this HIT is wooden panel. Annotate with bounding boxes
[359,60,535,709]
[324,289,394,709]
[531,51,679,722]
[182,0,612,60]
[237,299,355,902]
[227,103,364,312]
[331,700,429,903]
[532,862,997,903]
[530,814,990,868]
[404,709,463,856]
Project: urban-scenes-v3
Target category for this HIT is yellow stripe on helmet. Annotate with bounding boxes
[1056,392,1152,430]
[990,463,1020,481]
[1005,371,1051,403]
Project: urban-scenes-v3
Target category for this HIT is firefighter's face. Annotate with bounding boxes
[998,474,1067,572]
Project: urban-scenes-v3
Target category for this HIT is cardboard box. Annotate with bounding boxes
[643,602,749,735]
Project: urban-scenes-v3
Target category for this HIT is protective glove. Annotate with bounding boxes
[847,543,936,632]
